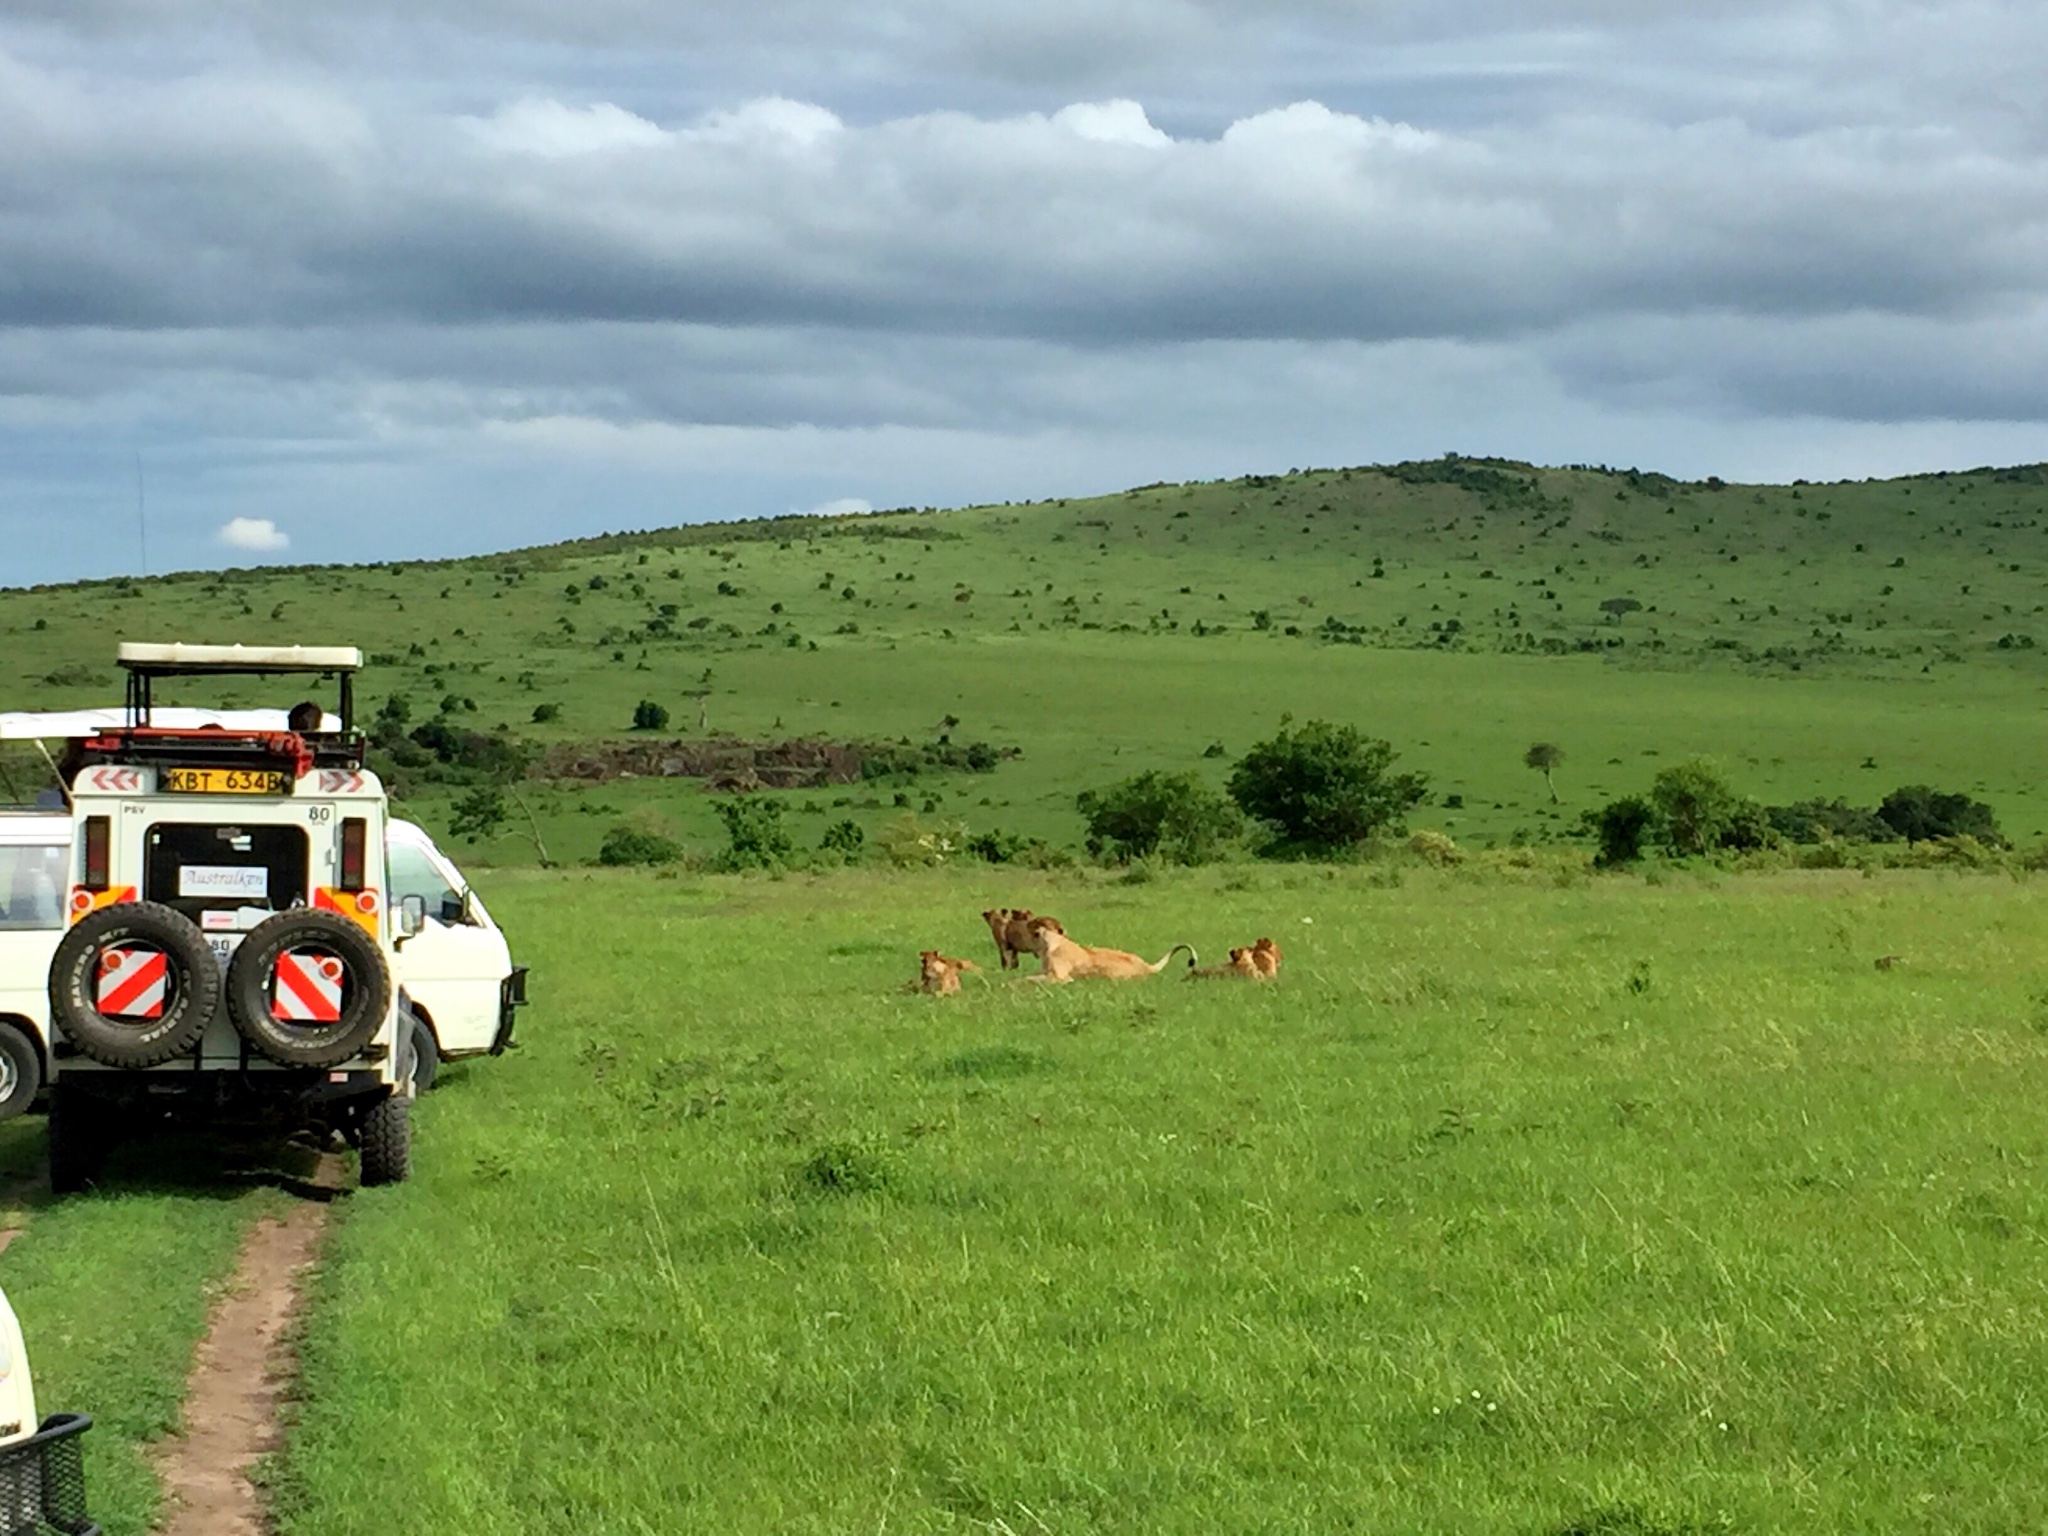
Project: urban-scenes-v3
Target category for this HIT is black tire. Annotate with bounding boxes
[47,1085,110,1195]
[47,902,220,1068]
[358,1093,410,1186]
[0,1023,41,1123]
[225,909,392,1070]
[405,1006,438,1094]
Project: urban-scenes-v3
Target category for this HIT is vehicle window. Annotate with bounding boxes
[0,846,65,930]
[386,841,466,925]
[143,823,310,923]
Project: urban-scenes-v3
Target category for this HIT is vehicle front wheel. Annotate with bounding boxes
[358,1093,410,1187]
[406,1010,438,1095]
[0,1023,43,1123]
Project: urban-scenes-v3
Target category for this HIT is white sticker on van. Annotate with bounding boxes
[180,865,269,900]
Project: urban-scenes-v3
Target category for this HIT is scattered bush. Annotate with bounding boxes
[1647,759,1774,855]
[1590,795,1660,867]
[598,824,682,866]
[1406,829,1463,866]
[819,819,865,863]
[875,813,964,868]
[1076,771,1242,865]
[963,828,1070,867]
[798,1139,897,1197]
[632,700,671,731]
[1227,720,1428,854]
[1767,798,1899,844]
[531,702,561,724]
[1877,784,2003,845]
[714,797,793,870]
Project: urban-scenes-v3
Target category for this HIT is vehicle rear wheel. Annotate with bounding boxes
[224,910,392,1069]
[0,1023,42,1123]
[358,1093,410,1186]
[47,902,219,1069]
[47,1086,111,1195]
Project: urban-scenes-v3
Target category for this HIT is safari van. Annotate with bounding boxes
[0,813,68,1123]
[44,643,419,1191]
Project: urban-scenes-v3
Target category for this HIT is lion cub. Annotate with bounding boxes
[982,908,1060,970]
[1187,938,1281,981]
[920,951,981,995]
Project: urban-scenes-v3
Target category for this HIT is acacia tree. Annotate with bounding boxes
[1227,720,1427,854]
[1524,742,1564,803]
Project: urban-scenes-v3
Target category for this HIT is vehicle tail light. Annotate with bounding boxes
[83,817,111,891]
[340,818,367,892]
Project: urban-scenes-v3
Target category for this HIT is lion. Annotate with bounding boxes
[1248,937,1281,978]
[920,951,981,995]
[1187,946,1262,979]
[982,908,1060,970]
[1022,916,1195,982]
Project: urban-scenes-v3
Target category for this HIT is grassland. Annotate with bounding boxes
[0,1119,285,1535]
[7,457,2048,1531]
[6,457,2048,861]
[267,860,2048,1534]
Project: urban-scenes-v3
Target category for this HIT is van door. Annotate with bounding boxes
[386,837,508,1055]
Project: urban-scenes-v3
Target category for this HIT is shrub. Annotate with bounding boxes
[1226,720,1427,853]
[1590,795,1660,867]
[1767,798,1899,844]
[1406,829,1463,866]
[875,813,964,868]
[714,797,793,870]
[1648,759,1746,856]
[819,819,865,863]
[531,703,561,724]
[1076,771,1242,865]
[1878,784,2003,845]
[631,700,670,731]
[599,824,682,866]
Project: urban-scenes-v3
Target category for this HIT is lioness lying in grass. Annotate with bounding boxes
[1021,915,1195,982]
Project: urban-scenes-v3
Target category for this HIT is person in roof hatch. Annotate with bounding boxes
[287,701,322,733]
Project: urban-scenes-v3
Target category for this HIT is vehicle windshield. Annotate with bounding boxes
[387,838,467,925]
[0,845,66,930]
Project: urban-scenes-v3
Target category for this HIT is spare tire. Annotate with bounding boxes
[47,902,220,1068]
[224,909,392,1069]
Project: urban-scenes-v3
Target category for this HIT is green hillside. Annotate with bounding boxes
[7,456,2048,860]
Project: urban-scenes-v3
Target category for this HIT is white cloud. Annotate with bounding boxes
[217,517,290,551]
[1052,100,1171,147]
[794,496,873,517]
[463,98,668,157]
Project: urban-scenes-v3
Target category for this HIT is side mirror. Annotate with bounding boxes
[396,894,427,942]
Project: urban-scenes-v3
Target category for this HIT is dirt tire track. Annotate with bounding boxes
[155,1201,328,1536]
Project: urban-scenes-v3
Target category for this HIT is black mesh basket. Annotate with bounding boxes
[0,1414,97,1536]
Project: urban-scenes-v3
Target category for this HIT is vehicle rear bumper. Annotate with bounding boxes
[0,1412,99,1535]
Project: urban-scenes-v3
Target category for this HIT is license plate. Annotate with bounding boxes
[161,768,293,796]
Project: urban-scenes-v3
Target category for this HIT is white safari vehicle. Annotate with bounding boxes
[0,1283,98,1534]
[36,642,490,1192]
[0,813,68,1122]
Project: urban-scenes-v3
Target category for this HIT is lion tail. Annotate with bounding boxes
[1148,943,1198,973]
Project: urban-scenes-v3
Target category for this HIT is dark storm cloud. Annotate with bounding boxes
[2,1,2046,585]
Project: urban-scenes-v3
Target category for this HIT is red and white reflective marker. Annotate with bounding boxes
[98,947,167,1019]
[272,951,345,1023]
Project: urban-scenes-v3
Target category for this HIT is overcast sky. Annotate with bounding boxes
[3,1,2045,583]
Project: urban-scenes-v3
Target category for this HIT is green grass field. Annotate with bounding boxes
[6,457,2048,1531]
[263,862,2048,1534]
[6,457,2048,861]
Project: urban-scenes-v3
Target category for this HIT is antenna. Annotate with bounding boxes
[135,450,148,577]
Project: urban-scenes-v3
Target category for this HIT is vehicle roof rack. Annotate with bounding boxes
[116,643,361,675]
[114,643,361,736]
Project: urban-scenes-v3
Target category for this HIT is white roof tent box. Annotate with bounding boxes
[0,709,340,742]
[117,642,362,733]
